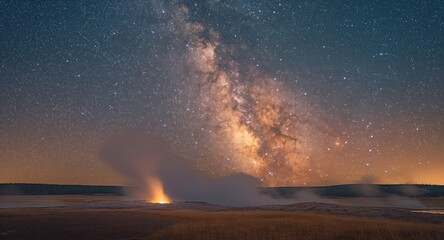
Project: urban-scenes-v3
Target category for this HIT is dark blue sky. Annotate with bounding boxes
[1,1,443,186]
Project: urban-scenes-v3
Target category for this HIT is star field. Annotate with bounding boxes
[0,1,443,186]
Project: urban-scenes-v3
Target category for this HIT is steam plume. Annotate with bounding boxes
[100,132,276,206]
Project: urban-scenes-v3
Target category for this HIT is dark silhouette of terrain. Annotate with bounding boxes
[261,184,444,198]
[1,183,444,198]
[0,183,124,196]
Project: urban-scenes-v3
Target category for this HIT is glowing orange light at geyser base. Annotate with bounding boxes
[146,177,171,204]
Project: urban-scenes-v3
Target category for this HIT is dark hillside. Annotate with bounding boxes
[0,184,124,196]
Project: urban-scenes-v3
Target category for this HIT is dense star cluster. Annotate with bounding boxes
[0,1,443,186]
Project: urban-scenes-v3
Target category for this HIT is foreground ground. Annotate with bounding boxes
[0,209,443,240]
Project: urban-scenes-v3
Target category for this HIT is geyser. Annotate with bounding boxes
[100,132,277,206]
[146,177,171,204]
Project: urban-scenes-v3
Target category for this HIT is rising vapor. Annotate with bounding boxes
[100,132,277,206]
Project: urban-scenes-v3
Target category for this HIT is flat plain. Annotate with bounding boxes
[1,197,443,240]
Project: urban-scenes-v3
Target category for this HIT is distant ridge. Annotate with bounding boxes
[1,183,443,197]
[261,184,444,198]
[0,183,125,196]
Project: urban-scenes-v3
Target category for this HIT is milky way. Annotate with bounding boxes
[0,1,443,186]
[168,5,334,185]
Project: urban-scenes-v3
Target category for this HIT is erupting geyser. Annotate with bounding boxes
[146,177,171,204]
[100,132,276,206]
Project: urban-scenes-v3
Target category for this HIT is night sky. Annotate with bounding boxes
[1,1,443,186]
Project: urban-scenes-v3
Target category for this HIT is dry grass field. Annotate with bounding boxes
[149,211,444,240]
[0,209,443,240]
